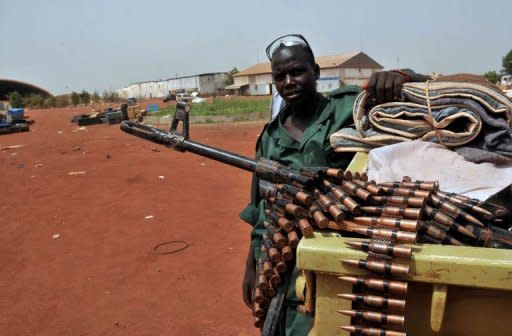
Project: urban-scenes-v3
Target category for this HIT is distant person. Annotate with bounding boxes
[240,33,427,336]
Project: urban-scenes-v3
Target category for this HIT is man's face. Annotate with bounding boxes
[271,46,319,106]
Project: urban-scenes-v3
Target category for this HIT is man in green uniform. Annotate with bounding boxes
[240,34,423,335]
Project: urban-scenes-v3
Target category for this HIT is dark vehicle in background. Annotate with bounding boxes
[126,97,137,106]
[163,93,176,102]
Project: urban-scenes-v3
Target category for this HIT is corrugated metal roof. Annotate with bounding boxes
[234,52,382,77]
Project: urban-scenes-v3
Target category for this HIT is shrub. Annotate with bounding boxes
[7,91,25,108]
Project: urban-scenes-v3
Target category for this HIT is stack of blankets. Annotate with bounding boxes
[330,74,512,164]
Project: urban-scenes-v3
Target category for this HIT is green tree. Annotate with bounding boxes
[55,95,69,108]
[71,91,80,106]
[45,96,56,108]
[502,49,512,74]
[483,70,499,84]
[224,67,239,86]
[7,91,25,108]
[26,94,45,108]
[91,90,101,103]
[79,90,91,105]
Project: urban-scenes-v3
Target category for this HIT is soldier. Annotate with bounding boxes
[240,34,426,335]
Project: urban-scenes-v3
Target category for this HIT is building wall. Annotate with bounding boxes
[317,77,341,93]
[320,68,340,78]
[117,73,228,98]
[248,83,270,95]
[198,73,228,95]
[234,76,249,86]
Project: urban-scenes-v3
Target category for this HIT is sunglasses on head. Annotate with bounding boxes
[265,34,312,60]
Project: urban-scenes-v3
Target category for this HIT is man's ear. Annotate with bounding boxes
[314,64,320,80]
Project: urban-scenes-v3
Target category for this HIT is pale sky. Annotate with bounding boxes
[1,0,511,95]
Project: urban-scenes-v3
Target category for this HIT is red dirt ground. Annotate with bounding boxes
[1,106,265,336]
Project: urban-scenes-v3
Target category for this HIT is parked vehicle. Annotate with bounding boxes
[163,93,176,102]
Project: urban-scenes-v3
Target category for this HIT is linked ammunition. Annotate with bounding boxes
[270,197,305,217]
[276,183,313,206]
[373,195,426,208]
[265,209,294,232]
[352,227,417,244]
[256,262,268,291]
[262,234,281,262]
[337,293,406,310]
[381,186,431,199]
[341,258,410,278]
[429,194,484,227]
[354,216,418,232]
[436,190,481,206]
[434,192,493,220]
[352,179,383,195]
[296,218,314,237]
[263,221,287,248]
[338,309,405,327]
[342,180,373,202]
[323,180,361,214]
[361,205,422,220]
[423,205,477,238]
[380,180,438,191]
[420,221,464,246]
[253,317,263,329]
[287,231,300,248]
[267,281,277,297]
[281,245,293,262]
[337,275,408,295]
[345,240,412,259]
[260,250,274,277]
[252,302,266,319]
[253,287,266,304]
[325,168,346,179]
[269,268,281,287]
[339,325,406,336]
[309,201,329,228]
[315,190,345,222]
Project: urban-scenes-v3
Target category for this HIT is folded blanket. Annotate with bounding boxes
[331,75,512,164]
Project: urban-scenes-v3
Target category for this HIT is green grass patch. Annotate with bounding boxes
[150,98,271,117]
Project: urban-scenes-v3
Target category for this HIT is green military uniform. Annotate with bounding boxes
[240,86,360,336]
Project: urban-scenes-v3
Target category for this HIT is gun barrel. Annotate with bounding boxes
[121,121,257,172]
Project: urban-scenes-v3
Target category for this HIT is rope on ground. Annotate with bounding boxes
[153,240,190,255]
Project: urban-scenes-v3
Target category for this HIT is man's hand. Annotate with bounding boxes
[365,71,408,104]
[242,246,256,308]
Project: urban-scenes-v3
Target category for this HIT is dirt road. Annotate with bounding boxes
[1,106,264,335]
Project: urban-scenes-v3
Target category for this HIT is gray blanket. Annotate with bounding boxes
[330,78,512,164]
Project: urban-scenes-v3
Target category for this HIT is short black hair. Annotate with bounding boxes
[272,44,316,66]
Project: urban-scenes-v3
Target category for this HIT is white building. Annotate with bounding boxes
[227,52,383,95]
[117,72,228,99]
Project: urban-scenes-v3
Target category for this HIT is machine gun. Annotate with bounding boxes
[120,102,343,189]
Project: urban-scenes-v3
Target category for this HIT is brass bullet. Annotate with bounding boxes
[337,293,406,311]
[337,275,408,295]
[423,205,477,238]
[361,205,422,220]
[309,201,329,228]
[338,309,405,327]
[373,195,426,208]
[345,240,412,259]
[339,325,406,336]
[341,258,410,277]
[354,216,418,232]
[352,227,417,244]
